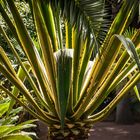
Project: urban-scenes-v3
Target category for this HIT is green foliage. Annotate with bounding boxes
[0,97,37,140]
[0,0,36,54]
[0,98,10,118]
[124,27,138,38]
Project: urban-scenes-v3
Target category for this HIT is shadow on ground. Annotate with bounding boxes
[89,122,140,140]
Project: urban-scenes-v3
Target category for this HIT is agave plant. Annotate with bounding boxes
[0,0,140,139]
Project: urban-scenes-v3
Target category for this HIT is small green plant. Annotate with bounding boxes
[0,97,37,140]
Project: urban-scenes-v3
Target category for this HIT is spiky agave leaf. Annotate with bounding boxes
[55,49,72,127]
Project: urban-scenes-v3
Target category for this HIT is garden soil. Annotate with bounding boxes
[89,122,140,140]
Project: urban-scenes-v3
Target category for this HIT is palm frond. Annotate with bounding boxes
[51,0,111,48]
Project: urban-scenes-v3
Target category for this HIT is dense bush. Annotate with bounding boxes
[0,0,36,53]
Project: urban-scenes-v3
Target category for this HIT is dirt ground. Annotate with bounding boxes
[38,121,140,140]
[89,122,140,140]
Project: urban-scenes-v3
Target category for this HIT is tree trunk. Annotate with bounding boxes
[47,123,93,140]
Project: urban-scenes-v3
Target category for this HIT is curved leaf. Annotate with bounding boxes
[1,134,33,140]
[55,49,72,127]
[7,61,31,116]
